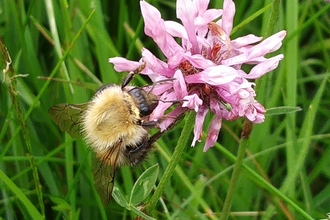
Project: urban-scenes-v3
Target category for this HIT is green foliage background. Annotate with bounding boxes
[1,0,330,219]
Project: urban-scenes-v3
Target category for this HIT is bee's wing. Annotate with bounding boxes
[48,103,89,138]
[92,141,122,206]
[92,156,116,206]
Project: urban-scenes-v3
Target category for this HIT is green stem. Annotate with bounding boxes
[220,120,252,220]
[145,112,195,213]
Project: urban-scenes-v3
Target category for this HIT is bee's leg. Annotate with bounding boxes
[141,120,158,128]
[128,111,186,165]
[121,72,135,89]
[147,111,187,145]
[127,138,151,166]
[128,137,148,154]
[121,62,146,89]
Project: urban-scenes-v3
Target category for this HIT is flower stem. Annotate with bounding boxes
[145,112,195,213]
[220,119,252,220]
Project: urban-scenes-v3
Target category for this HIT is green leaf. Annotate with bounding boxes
[49,197,80,219]
[129,163,159,206]
[130,206,157,220]
[49,196,68,205]
[52,204,71,212]
[49,196,71,211]
[112,184,128,207]
[266,106,302,116]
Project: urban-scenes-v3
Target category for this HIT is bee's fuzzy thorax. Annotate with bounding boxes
[81,85,148,166]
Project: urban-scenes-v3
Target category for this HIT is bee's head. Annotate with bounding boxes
[128,87,159,117]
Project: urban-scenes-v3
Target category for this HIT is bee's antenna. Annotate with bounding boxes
[146,78,186,104]
[147,78,176,94]
[159,99,187,104]
[154,78,177,84]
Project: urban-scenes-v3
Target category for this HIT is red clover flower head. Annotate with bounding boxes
[109,0,286,152]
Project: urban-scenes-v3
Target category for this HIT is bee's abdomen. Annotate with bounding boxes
[123,135,151,166]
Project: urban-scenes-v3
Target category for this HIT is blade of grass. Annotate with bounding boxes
[0,169,44,220]
[44,0,73,94]
[284,0,299,200]
[215,143,314,220]
[281,77,327,192]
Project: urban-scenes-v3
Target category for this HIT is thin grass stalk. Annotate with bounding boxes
[0,39,45,218]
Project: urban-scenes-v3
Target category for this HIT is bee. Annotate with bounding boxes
[49,66,170,205]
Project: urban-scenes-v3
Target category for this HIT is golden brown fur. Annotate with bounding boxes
[81,85,148,167]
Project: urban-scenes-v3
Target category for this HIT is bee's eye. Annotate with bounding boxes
[140,104,150,115]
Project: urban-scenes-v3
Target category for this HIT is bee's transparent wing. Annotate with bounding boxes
[92,154,116,207]
[48,103,89,138]
[92,141,122,206]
